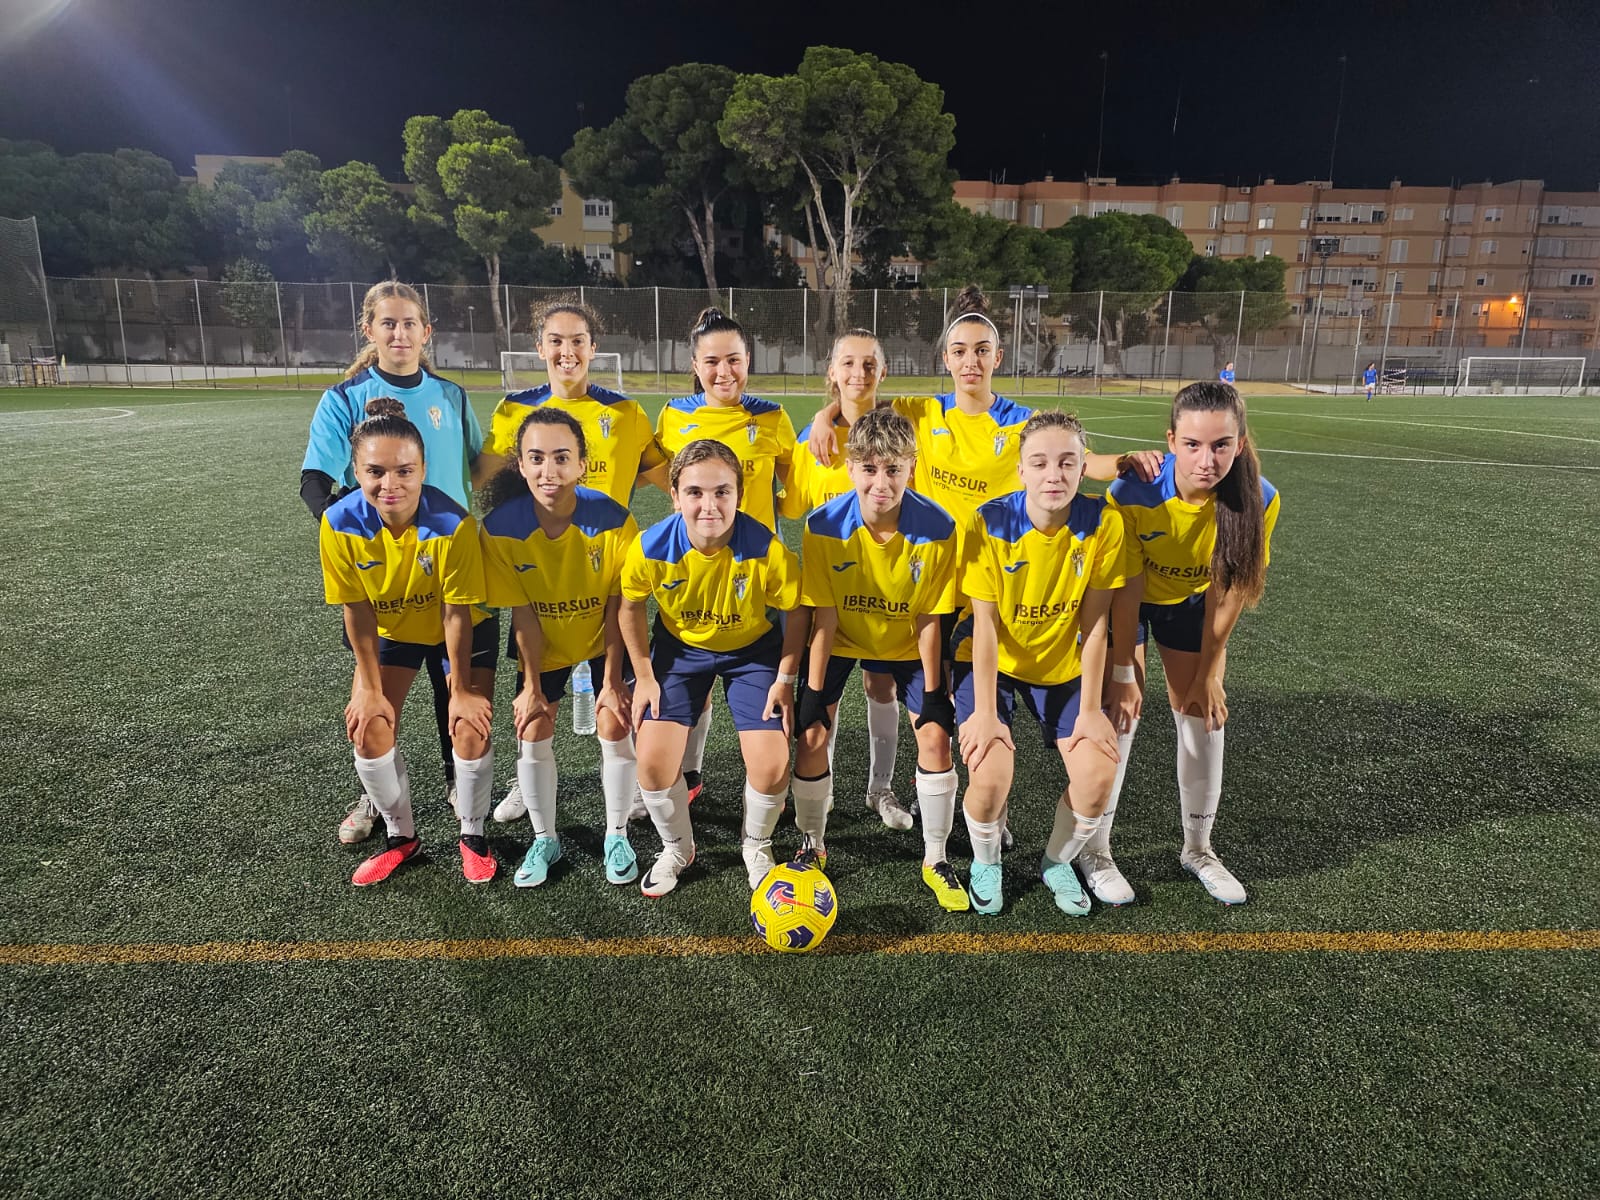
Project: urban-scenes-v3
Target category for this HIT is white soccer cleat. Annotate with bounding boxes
[640,847,694,898]
[492,781,526,824]
[866,788,914,831]
[1181,849,1248,905]
[338,795,378,845]
[1076,849,1135,906]
[742,839,777,889]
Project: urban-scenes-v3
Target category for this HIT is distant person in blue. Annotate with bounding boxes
[300,280,488,847]
[1364,362,1379,401]
[1219,361,1236,385]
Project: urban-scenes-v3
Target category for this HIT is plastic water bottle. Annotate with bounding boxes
[570,660,597,736]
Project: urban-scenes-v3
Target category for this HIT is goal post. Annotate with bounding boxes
[1456,356,1587,395]
[501,351,624,395]
[0,215,57,384]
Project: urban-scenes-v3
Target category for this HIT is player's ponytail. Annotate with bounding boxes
[346,281,435,379]
[351,396,426,461]
[1171,381,1267,607]
[944,284,1001,346]
[687,306,749,396]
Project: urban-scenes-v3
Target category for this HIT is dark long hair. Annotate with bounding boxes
[687,306,749,396]
[351,396,425,460]
[1170,381,1268,607]
[478,407,587,514]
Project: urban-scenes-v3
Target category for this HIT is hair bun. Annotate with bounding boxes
[952,284,989,316]
[365,396,407,420]
[694,306,728,329]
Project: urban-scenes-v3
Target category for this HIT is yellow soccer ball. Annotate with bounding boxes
[749,859,839,953]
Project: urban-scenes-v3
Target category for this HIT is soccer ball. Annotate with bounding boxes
[749,859,839,953]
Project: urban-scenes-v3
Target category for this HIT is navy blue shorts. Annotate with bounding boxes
[530,654,636,703]
[815,655,929,716]
[952,662,1084,744]
[1135,593,1206,654]
[645,624,785,733]
[376,614,501,674]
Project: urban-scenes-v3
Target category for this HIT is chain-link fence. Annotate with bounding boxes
[31,277,1600,391]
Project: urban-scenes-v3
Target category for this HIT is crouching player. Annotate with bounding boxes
[793,408,969,910]
[953,411,1131,916]
[479,408,642,888]
[620,441,808,897]
[319,398,498,886]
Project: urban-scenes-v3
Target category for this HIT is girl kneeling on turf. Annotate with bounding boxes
[319,398,498,886]
[620,440,807,898]
[953,411,1133,916]
[480,408,642,888]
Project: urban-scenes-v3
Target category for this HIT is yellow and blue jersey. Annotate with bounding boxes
[1107,455,1280,606]
[487,384,664,507]
[621,511,800,654]
[953,491,1132,686]
[801,489,961,663]
[892,393,1034,524]
[320,484,489,645]
[655,395,797,530]
[303,368,482,508]
[779,415,855,520]
[480,486,639,670]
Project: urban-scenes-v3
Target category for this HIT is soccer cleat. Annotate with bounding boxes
[351,835,420,886]
[967,861,1005,916]
[338,795,378,845]
[921,861,972,912]
[1076,849,1135,906]
[513,836,562,888]
[1041,854,1091,917]
[866,788,914,831]
[792,838,828,872]
[1181,849,1248,905]
[443,783,459,819]
[640,847,694,898]
[602,834,639,885]
[492,782,527,824]
[742,839,777,889]
[683,770,705,806]
[459,835,497,884]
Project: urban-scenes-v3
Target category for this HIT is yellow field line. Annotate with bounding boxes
[1,929,1596,968]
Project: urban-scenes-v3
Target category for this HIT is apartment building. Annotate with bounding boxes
[539,173,631,279]
[955,176,1600,350]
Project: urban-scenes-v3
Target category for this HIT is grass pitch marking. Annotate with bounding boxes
[1081,428,1600,471]
[3,928,1595,968]
[0,407,134,428]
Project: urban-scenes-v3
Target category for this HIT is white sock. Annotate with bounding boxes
[641,776,694,855]
[915,767,958,865]
[1086,719,1139,858]
[354,747,414,839]
[965,813,1004,866]
[1045,792,1102,863]
[516,737,557,839]
[742,780,787,847]
[866,698,899,793]
[683,702,713,774]
[1173,711,1226,855]
[790,773,831,847]
[599,735,637,837]
[452,749,495,837]
[825,721,839,773]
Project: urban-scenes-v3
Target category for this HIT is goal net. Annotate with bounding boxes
[1456,356,1587,395]
[0,215,56,384]
[501,351,624,395]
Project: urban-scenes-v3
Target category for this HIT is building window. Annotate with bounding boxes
[1448,235,1470,258]
[1255,238,1273,259]
[1569,272,1596,287]
[1166,205,1183,225]
[1482,240,1499,255]
[1204,240,1218,257]
[1475,273,1491,286]
[994,199,1018,220]
[1224,202,1248,222]
[888,262,922,282]
[584,243,615,268]
[1256,205,1275,229]
[1394,206,1414,221]
[1483,207,1504,222]
[1207,207,1219,230]
[548,200,563,217]
[583,200,612,218]
[1029,203,1044,228]
[1389,239,1409,263]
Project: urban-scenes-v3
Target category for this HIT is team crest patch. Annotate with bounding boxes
[993,433,1007,457]
[418,550,435,577]
[1071,547,1085,578]
[597,414,613,439]
[428,406,443,430]
[746,421,758,445]
[733,573,749,601]
[588,546,603,573]
[909,558,924,585]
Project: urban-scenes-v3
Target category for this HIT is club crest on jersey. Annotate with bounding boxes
[428,406,443,430]
[588,546,603,573]
[993,433,1007,457]
[909,558,924,585]
[733,573,749,601]
[418,550,435,577]
[1071,547,1085,578]
[746,421,758,446]
[597,414,613,439]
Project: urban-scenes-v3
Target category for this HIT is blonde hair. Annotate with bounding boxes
[826,327,887,404]
[1018,409,1089,454]
[345,281,434,379]
[669,438,744,501]
[845,407,916,463]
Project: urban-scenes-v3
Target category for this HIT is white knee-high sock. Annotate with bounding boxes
[790,772,831,847]
[1173,711,1225,855]
[452,749,495,837]
[641,775,694,855]
[1045,788,1103,863]
[965,813,1004,866]
[742,781,787,846]
[516,737,558,839]
[916,767,958,864]
[1085,718,1139,858]
[682,702,713,773]
[599,734,637,837]
[866,698,899,793]
[355,747,414,839]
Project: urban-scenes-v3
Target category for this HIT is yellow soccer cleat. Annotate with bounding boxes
[921,861,972,912]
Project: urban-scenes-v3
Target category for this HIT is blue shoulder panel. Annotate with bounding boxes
[505,383,553,407]
[588,384,632,407]
[573,486,633,537]
[1260,475,1279,508]
[1108,455,1177,508]
[1068,493,1109,540]
[639,514,693,564]
[666,394,708,413]
[977,490,1031,545]
[728,512,776,562]
[325,489,383,539]
[481,492,539,539]
[806,492,864,542]
[898,490,958,545]
[414,485,469,541]
[937,392,958,414]
[741,395,783,417]
[988,393,1034,428]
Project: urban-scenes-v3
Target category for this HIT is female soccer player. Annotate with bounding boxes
[953,411,1132,917]
[480,408,642,887]
[794,408,968,911]
[319,398,498,886]
[1364,361,1379,401]
[1102,381,1279,906]
[301,282,485,847]
[620,441,807,898]
[1219,361,1236,384]
[655,307,798,802]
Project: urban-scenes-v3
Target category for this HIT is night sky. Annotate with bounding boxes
[3,0,1598,190]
